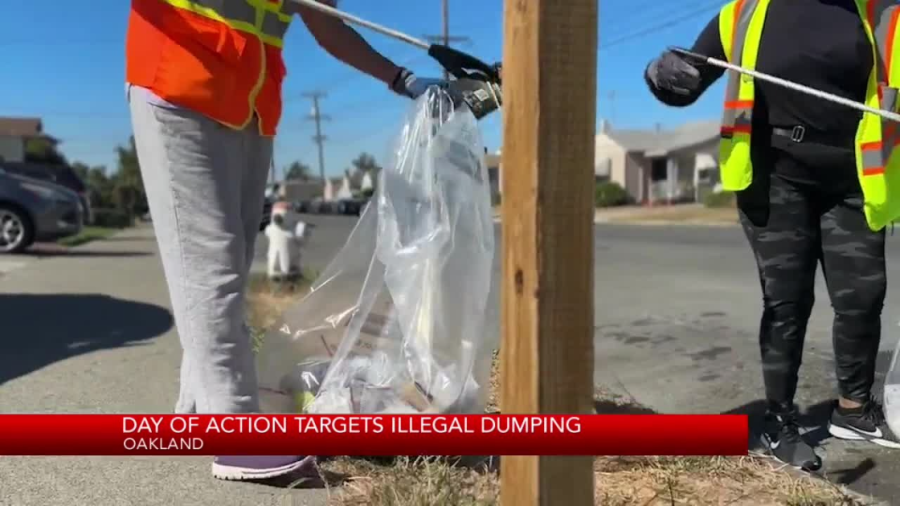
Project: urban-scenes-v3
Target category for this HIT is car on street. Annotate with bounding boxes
[0,166,84,253]
[0,162,92,225]
[306,198,335,215]
[260,197,273,231]
[335,197,368,216]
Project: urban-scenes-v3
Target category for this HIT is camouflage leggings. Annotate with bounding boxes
[738,171,886,408]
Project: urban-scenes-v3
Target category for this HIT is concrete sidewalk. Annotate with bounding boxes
[0,225,327,506]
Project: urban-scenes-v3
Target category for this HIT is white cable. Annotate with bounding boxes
[672,47,900,124]
[287,0,431,50]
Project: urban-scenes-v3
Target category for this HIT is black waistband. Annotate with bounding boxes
[770,126,855,148]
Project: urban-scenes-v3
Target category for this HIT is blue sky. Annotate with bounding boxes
[0,0,728,178]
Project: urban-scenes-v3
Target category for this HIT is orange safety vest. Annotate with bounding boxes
[126,0,293,136]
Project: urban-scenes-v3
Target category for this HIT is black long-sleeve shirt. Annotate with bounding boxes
[650,0,873,186]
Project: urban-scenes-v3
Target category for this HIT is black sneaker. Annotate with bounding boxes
[829,397,900,449]
[761,410,822,471]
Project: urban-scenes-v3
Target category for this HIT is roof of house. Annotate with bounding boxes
[485,153,501,168]
[0,117,43,137]
[605,120,720,156]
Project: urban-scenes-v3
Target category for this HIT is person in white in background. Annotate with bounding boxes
[265,202,307,281]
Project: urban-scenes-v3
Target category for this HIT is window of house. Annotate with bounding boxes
[650,158,668,181]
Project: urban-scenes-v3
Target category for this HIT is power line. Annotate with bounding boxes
[600,1,725,50]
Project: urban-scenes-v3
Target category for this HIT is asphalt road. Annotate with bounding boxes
[2,216,899,503]
[257,214,900,502]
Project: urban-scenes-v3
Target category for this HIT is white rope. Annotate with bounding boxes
[671,47,900,123]
[287,0,431,50]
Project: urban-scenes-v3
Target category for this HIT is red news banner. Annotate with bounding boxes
[0,415,748,456]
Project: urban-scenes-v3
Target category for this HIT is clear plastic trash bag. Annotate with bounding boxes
[257,86,498,415]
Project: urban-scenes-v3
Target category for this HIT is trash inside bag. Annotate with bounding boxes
[257,86,497,415]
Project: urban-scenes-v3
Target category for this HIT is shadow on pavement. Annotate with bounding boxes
[0,293,173,386]
[28,250,151,258]
[723,349,894,488]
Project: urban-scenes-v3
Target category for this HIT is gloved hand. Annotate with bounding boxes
[391,67,502,120]
[646,50,701,96]
[446,78,502,120]
[391,68,443,99]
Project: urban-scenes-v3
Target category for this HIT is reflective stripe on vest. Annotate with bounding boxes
[859,1,900,177]
[161,0,291,47]
[718,0,900,230]
[717,0,768,191]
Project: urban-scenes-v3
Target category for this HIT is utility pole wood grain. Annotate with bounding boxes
[500,0,598,505]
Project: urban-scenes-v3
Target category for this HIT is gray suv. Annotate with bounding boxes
[0,167,83,253]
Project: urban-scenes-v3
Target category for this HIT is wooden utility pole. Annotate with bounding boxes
[303,91,330,183]
[424,0,469,80]
[500,0,598,504]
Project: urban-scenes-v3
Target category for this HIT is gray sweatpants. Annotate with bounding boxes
[128,87,272,414]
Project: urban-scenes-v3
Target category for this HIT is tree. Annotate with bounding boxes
[25,137,67,165]
[284,161,312,180]
[70,161,114,208]
[351,152,381,175]
[111,136,146,220]
[71,162,90,181]
[86,166,114,209]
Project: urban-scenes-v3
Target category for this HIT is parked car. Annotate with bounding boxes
[0,162,92,225]
[335,197,368,216]
[259,196,273,231]
[306,198,335,215]
[0,167,83,253]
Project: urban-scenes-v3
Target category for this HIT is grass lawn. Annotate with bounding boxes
[57,226,119,247]
[245,274,869,506]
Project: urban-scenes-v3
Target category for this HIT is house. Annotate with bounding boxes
[485,151,502,203]
[595,119,721,204]
[0,117,57,163]
[279,169,376,202]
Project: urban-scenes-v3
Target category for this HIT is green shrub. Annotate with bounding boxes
[595,182,630,208]
[92,209,133,228]
[704,191,736,208]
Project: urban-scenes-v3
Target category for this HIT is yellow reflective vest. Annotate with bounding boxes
[718,0,900,231]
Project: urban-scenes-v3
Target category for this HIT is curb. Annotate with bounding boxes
[599,219,740,228]
[493,216,740,228]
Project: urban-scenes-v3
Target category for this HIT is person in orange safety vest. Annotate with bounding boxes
[125,0,443,481]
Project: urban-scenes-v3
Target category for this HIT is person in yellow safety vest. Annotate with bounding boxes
[125,0,450,481]
[645,0,900,471]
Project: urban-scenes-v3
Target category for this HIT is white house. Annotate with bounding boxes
[0,117,54,163]
[595,119,721,204]
[487,120,721,205]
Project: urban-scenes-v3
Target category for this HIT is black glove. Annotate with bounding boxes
[646,51,701,96]
[447,78,502,120]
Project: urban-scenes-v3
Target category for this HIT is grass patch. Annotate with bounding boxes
[246,269,318,351]
[57,226,118,247]
[245,274,867,506]
[317,454,865,506]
